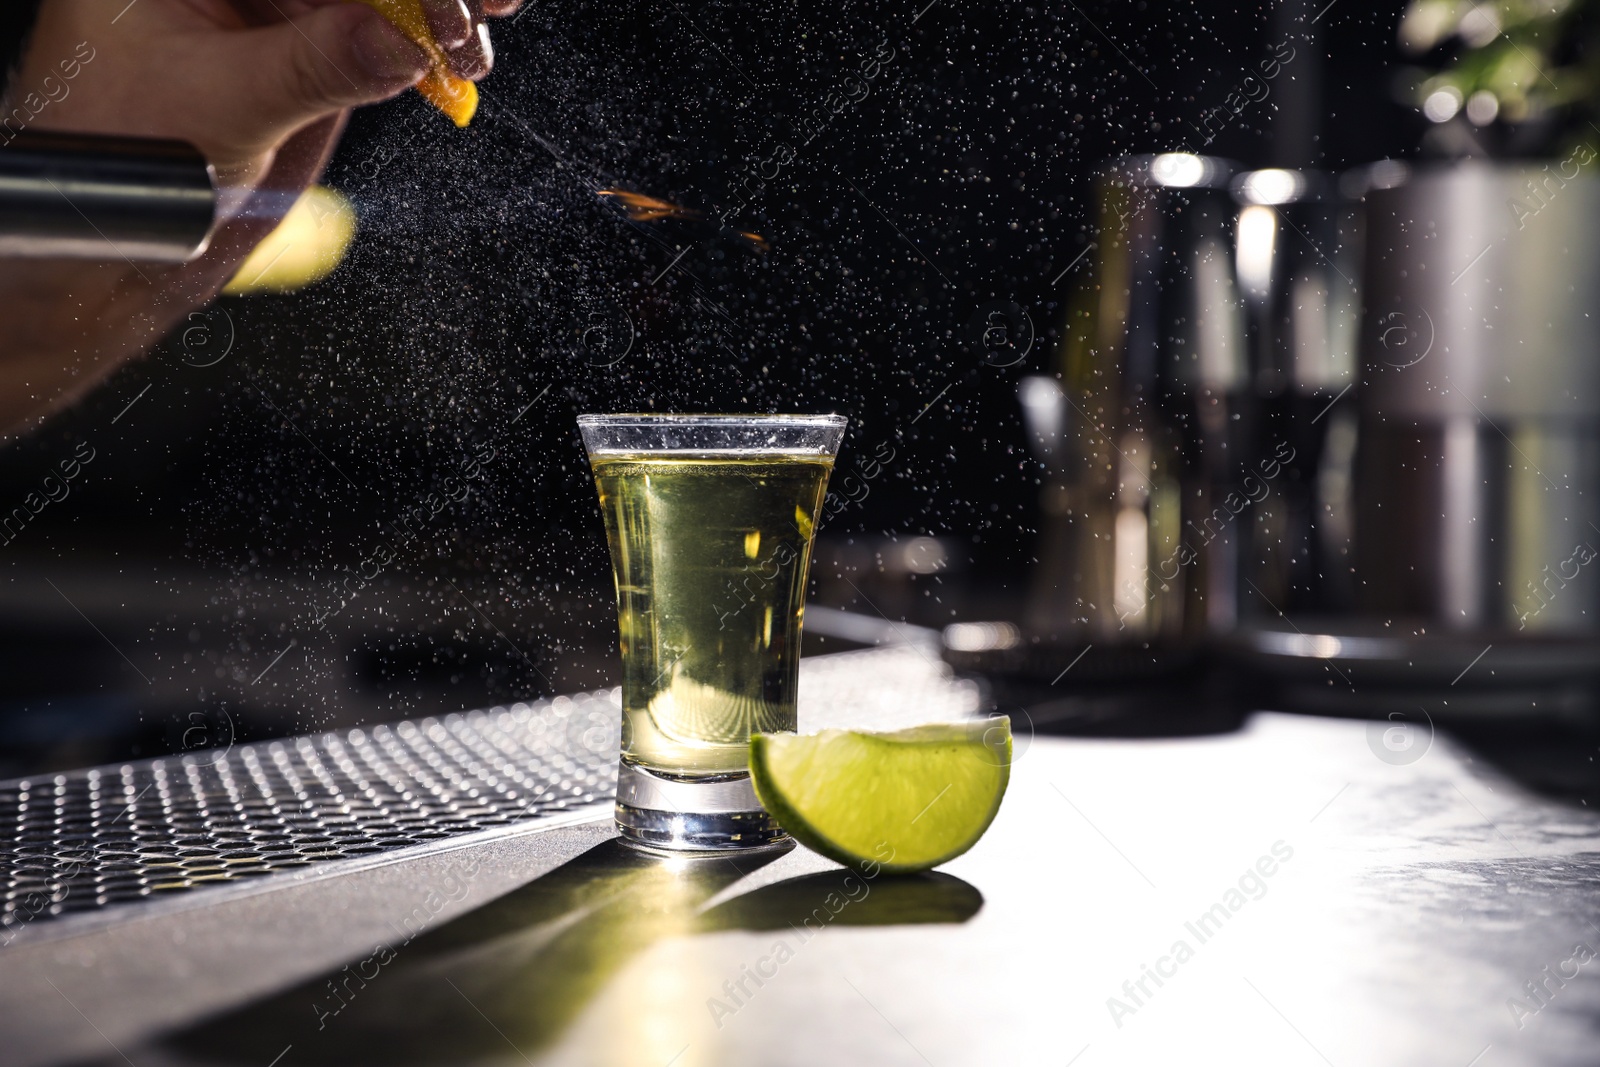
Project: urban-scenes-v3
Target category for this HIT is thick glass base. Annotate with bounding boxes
[614,761,789,851]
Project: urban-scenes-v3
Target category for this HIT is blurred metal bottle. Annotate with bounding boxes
[1025,153,1246,642]
[1229,168,1362,618]
[1356,161,1600,634]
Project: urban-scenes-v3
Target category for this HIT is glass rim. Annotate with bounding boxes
[577,413,847,427]
[578,412,847,457]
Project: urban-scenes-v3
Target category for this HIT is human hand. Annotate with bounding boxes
[11,0,524,186]
[0,0,522,435]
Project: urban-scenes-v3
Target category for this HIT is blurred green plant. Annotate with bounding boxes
[1399,0,1599,144]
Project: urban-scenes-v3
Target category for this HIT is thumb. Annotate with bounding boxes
[240,4,429,135]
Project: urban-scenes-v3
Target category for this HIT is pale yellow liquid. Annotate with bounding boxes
[593,452,833,777]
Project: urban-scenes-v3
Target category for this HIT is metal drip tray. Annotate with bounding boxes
[1,642,981,937]
[1,696,619,930]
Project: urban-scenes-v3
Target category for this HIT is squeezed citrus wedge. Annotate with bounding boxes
[750,719,1011,874]
[357,0,479,126]
[224,186,356,295]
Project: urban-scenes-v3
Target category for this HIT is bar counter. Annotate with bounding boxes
[4,636,1598,1067]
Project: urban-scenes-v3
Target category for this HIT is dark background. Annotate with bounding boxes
[0,0,1423,774]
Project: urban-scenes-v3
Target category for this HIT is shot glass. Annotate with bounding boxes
[579,414,847,850]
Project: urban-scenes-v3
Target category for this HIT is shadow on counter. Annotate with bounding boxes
[132,840,982,1067]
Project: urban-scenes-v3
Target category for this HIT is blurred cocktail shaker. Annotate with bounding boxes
[1028,153,1246,641]
[1229,167,1362,617]
[1356,162,1600,634]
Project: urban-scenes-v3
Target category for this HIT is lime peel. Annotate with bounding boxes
[751,718,1011,874]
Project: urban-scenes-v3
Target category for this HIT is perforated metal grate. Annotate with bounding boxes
[0,693,620,930]
[0,645,982,931]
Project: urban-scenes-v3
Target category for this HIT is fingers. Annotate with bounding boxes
[348,12,432,88]
[444,20,494,80]
[240,4,427,141]
[432,0,523,82]
[434,0,495,81]
[418,0,473,49]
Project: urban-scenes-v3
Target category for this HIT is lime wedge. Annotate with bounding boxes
[750,719,1011,874]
